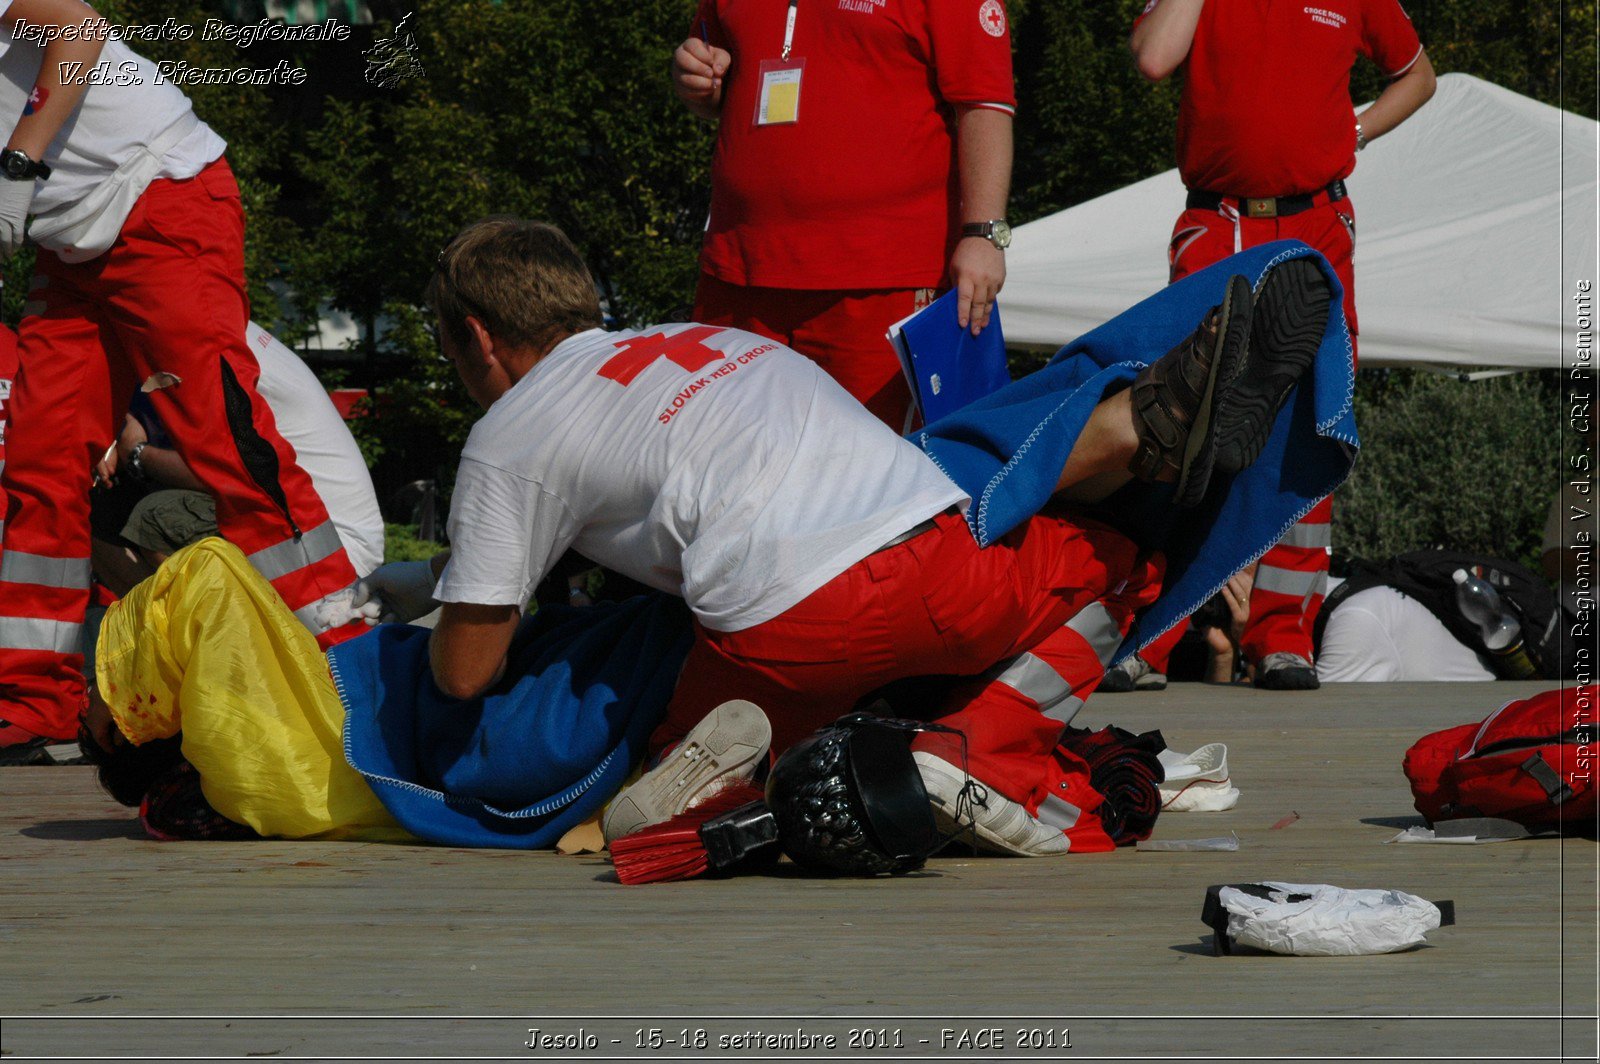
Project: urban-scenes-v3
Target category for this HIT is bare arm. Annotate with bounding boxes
[1129,0,1205,82]
[1355,49,1436,142]
[949,105,1012,335]
[2,0,108,160]
[136,445,206,491]
[671,36,730,122]
[429,602,520,701]
[94,415,205,491]
[426,551,510,702]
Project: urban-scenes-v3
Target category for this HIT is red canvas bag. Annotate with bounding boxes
[1403,686,1597,831]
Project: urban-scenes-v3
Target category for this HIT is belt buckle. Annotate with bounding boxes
[1245,197,1278,219]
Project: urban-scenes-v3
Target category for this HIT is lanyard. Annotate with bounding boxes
[781,0,798,59]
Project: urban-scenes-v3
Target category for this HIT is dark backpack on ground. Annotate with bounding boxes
[1403,685,1597,833]
[1316,549,1570,680]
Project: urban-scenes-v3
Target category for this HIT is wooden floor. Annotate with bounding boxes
[2,681,1596,1062]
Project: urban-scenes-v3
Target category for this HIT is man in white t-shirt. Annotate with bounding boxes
[0,0,365,758]
[90,323,387,592]
[359,218,1324,856]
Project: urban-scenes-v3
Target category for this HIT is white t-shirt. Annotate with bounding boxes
[436,325,967,631]
[1316,585,1496,683]
[247,323,386,578]
[0,9,225,216]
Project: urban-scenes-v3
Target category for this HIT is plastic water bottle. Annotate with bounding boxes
[1452,569,1537,679]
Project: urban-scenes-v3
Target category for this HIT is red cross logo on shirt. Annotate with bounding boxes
[597,325,727,386]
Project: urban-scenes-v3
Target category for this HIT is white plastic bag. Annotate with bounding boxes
[1202,881,1454,956]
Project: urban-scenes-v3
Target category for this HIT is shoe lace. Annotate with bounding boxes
[951,778,990,856]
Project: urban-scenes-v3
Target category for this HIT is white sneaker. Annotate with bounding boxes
[914,751,1069,857]
[602,700,771,843]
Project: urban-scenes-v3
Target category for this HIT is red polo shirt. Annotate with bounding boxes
[1140,0,1422,196]
[695,0,1015,291]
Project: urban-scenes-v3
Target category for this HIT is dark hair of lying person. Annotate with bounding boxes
[77,722,185,807]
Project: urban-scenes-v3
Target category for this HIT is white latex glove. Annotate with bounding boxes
[309,586,385,632]
[0,177,34,259]
[352,559,440,624]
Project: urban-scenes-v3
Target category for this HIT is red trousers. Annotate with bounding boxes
[694,272,933,430]
[1168,198,1354,662]
[0,325,14,600]
[655,509,1164,851]
[0,160,362,739]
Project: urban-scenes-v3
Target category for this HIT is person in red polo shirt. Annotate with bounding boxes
[1124,0,1436,691]
[671,0,1016,430]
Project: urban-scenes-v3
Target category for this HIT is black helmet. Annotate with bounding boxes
[764,713,942,876]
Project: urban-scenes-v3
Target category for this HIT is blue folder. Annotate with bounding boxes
[890,289,1012,425]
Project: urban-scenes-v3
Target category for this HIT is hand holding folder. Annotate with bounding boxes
[887,289,1011,427]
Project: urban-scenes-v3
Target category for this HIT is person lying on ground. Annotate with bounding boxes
[354,217,1335,858]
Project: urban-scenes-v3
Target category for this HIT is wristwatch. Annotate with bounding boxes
[961,219,1012,250]
[126,441,148,481]
[1354,121,1368,152]
[0,149,50,182]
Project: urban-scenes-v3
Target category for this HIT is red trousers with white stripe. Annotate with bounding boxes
[0,159,362,739]
[1168,199,1354,662]
[655,508,1164,851]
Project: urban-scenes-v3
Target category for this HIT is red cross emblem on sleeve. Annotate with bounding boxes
[979,0,1007,37]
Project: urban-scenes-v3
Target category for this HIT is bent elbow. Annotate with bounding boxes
[431,664,492,702]
[1135,57,1171,82]
[1419,68,1438,102]
[1131,40,1177,82]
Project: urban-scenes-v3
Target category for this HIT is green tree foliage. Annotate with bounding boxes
[1336,370,1562,567]
[297,0,714,342]
[1375,0,1596,121]
[1009,0,1178,223]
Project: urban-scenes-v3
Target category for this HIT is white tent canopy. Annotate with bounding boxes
[1003,74,1597,370]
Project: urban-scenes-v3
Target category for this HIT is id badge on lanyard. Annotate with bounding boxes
[755,0,803,126]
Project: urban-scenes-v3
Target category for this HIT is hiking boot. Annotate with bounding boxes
[602,699,772,843]
[1255,652,1320,691]
[914,751,1069,856]
[1129,274,1253,507]
[1214,258,1332,477]
[1099,656,1168,693]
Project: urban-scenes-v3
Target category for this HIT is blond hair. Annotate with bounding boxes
[426,217,602,353]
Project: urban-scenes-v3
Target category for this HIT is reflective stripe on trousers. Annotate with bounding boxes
[0,550,92,589]
[246,520,344,583]
[982,598,1128,731]
[986,653,1083,725]
[1253,563,1327,599]
[0,616,81,654]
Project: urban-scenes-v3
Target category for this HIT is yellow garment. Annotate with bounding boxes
[97,538,404,840]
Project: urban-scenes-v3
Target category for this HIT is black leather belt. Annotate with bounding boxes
[1187,179,1347,220]
[873,506,959,554]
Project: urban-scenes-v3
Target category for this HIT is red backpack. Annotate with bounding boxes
[1403,686,1597,832]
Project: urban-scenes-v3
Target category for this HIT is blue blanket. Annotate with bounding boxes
[916,240,1358,659]
[332,595,693,849]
